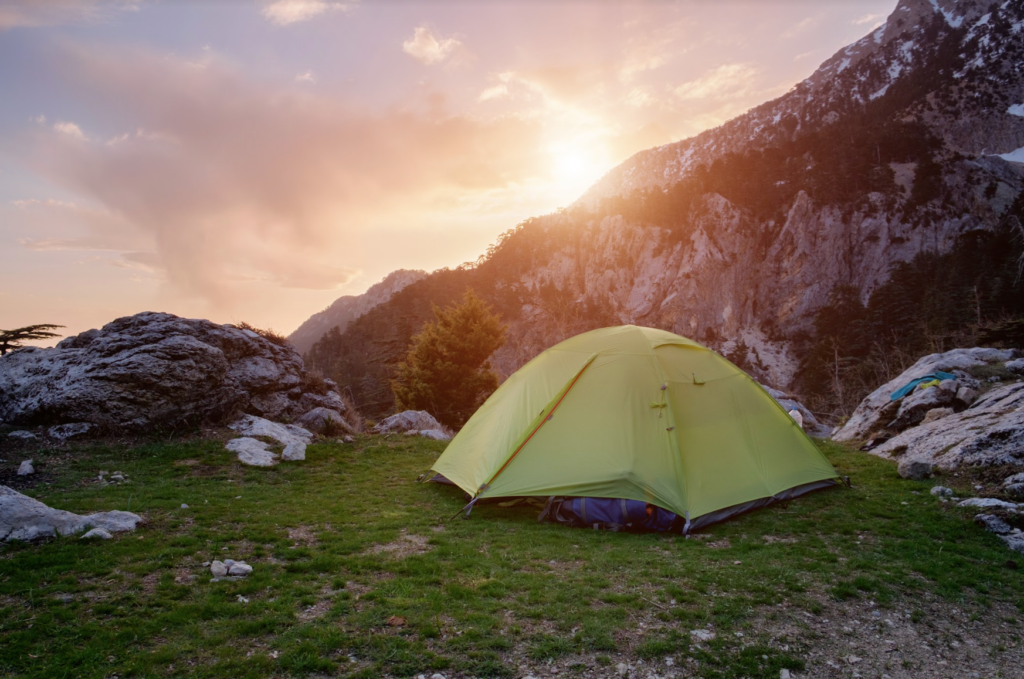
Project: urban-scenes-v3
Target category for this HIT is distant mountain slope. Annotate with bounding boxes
[577,0,1024,208]
[288,269,426,355]
[306,0,1024,419]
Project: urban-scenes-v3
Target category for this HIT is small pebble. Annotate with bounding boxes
[181,503,189,509]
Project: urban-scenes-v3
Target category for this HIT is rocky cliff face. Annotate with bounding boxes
[487,0,1024,387]
[0,312,348,432]
[288,269,427,355]
[309,0,1024,412]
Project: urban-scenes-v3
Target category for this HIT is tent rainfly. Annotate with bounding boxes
[429,325,840,532]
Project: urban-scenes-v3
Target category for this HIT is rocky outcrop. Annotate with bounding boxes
[871,382,1024,474]
[289,269,427,355]
[833,348,1018,442]
[0,312,348,432]
[1,485,141,541]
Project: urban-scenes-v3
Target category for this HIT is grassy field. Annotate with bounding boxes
[0,433,1022,678]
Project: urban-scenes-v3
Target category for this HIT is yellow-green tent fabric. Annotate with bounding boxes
[430,325,838,530]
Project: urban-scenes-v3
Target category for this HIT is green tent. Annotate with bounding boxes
[430,325,839,531]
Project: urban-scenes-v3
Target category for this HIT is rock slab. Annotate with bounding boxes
[0,485,141,541]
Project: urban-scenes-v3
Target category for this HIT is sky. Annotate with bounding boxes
[0,0,897,344]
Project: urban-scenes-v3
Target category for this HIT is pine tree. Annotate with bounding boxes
[391,291,506,428]
[0,324,64,356]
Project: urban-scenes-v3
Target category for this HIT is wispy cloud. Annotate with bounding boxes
[260,0,352,26]
[402,26,463,65]
[854,13,885,25]
[782,16,818,39]
[294,71,316,84]
[673,63,758,101]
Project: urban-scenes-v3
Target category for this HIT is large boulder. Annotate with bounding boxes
[869,382,1024,472]
[0,485,141,541]
[834,347,1018,441]
[0,312,346,432]
[373,410,444,435]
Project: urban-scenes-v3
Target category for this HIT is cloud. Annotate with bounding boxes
[402,26,463,65]
[673,63,758,101]
[19,44,545,303]
[478,84,508,102]
[260,0,352,26]
[782,17,818,39]
[53,121,86,139]
[295,71,316,83]
[854,13,885,25]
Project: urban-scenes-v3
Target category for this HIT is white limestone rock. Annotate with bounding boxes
[868,382,1024,472]
[0,485,141,541]
[81,528,113,540]
[7,431,37,440]
[958,497,1020,510]
[417,429,452,441]
[16,460,34,476]
[834,348,1018,441]
[48,423,94,440]
[226,437,278,467]
[374,410,444,434]
[229,414,312,446]
[210,560,228,577]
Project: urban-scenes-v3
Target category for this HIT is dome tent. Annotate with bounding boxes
[430,325,839,532]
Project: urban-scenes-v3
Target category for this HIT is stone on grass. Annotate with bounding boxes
[930,486,954,497]
[975,514,1013,535]
[1003,473,1024,498]
[81,528,113,540]
[227,561,253,576]
[226,437,278,467]
[958,497,1020,510]
[16,460,34,476]
[897,458,933,480]
[228,414,311,464]
[229,414,312,445]
[417,429,452,441]
[281,442,306,462]
[1007,358,1024,374]
[690,629,715,642]
[47,423,93,440]
[373,410,443,434]
[180,503,189,509]
[0,485,141,541]
[210,560,228,577]
[7,431,37,440]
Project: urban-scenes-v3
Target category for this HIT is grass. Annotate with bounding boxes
[0,435,1022,678]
